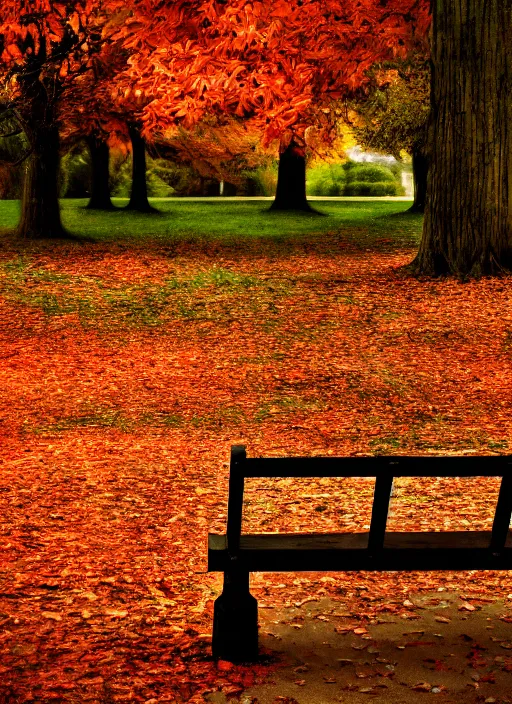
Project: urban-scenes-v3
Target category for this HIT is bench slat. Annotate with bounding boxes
[208,530,512,572]
[368,473,394,552]
[242,455,512,478]
[491,475,512,553]
[226,445,246,555]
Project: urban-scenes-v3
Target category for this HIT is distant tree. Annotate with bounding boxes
[154,118,274,194]
[412,0,512,276]
[63,40,130,211]
[0,104,30,198]
[351,60,430,213]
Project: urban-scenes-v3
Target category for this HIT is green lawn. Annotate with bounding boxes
[0,197,422,249]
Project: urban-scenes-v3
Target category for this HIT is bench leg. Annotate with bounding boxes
[212,569,258,662]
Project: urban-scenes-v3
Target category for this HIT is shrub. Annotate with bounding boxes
[306,161,406,196]
[60,148,91,198]
[241,164,278,196]
[343,180,402,196]
[345,164,397,184]
[306,164,346,196]
[111,155,175,198]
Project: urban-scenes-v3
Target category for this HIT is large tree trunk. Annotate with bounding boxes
[17,91,66,239]
[407,145,428,214]
[126,123,155,212]
[411,0,512,276]
[86,133,114,210]
[270,141,312,212]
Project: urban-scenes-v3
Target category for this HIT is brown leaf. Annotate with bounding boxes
[459,602,476,612]
[412,682,432,692]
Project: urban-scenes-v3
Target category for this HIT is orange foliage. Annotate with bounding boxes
[1,1,430,153]
[127,0,430,147]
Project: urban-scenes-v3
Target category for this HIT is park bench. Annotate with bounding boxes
[208,445,512,662]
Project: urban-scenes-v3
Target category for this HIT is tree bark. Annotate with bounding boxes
[86,133,114,210]
[126,122,155,212]
[411,0,512,276]
[407,145,428,214]
[17,88,66,239]
[270,141,313,212]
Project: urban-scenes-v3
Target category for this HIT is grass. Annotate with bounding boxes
[0,256,275,327]
[0,197,422,329]
[0,197,421,248]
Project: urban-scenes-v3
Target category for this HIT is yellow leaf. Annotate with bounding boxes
[105,609,127,618]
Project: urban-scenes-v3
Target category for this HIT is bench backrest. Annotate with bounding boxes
[226,445,512,557]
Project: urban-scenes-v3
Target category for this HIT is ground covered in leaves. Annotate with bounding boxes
[0,200,511,703]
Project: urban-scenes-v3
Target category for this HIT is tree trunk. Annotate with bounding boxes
[411,0,512,276]
[17,94,66,239]
[126,123,155,212]
[407,145,428,214]
[86,134,114,210]
[270,141,312,212]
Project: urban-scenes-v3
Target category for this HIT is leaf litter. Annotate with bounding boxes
[1,237,512,702]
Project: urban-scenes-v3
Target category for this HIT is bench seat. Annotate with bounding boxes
[209,530,512,572]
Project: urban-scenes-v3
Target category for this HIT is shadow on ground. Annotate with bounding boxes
[207,593,512,704]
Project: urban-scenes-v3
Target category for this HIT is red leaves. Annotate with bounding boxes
[2,219,512,700]
[217,659,234,672]
[0,0,431,152]
[124,0,431,142]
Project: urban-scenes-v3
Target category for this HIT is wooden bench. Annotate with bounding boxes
[208,446,512,662]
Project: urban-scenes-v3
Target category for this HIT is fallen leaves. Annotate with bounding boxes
[412,681,432,692]
[1,233,512,702]
[459,601,476,612]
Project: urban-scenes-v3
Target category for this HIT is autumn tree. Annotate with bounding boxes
[412,0,512,276]
[78,73,156,213]
[239,0,430,212]
[115,2,225,211]
[0,1,125,237]
[110,3,227,212]
[351,60,430,213]
[131,0,430,212]
[64,73,125,210]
